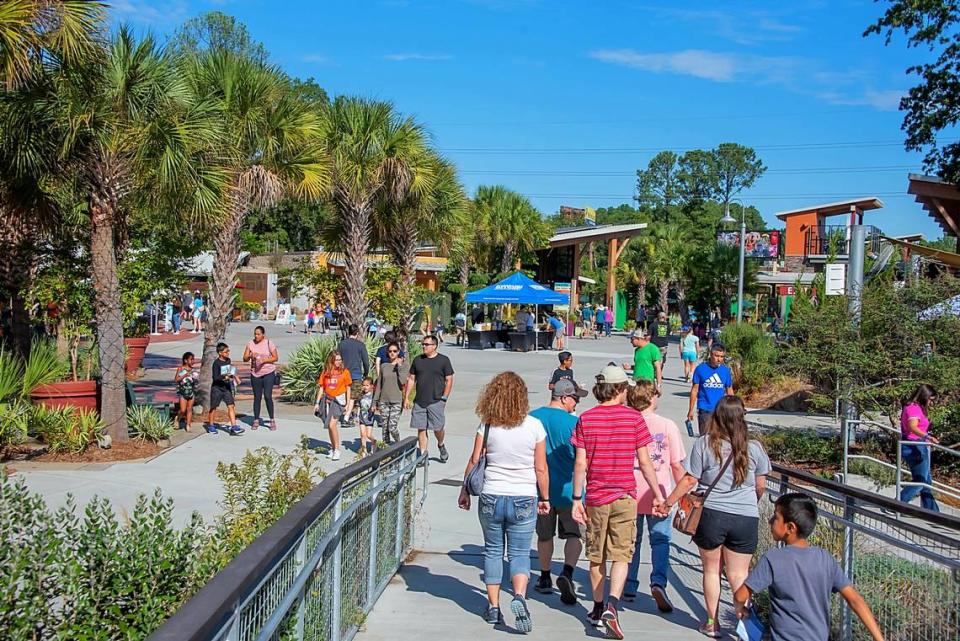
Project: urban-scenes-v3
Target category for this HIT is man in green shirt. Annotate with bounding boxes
[623,329,662,389]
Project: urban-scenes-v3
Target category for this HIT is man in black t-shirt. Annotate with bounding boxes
[470,305,485,327]
[404,334,455,462]
[205,342,245,435]
[648,311,671,366]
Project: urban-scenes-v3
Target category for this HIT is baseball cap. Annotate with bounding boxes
[596,364,633,385]
[681,324,691,332]
[630,329,649,339]
[558,350,572,363]
[552,379,588,398]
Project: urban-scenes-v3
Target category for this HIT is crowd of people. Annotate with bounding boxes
[457,361,886,640]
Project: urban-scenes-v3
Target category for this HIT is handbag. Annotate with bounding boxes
[673,448,733,535]
[463,423,490,496]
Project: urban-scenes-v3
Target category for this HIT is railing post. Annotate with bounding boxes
[330,492,343,641]
[367,466,381,605]
[396,466,406,562]
[841,494,856,641]
[895,438,903,502]
[295,533,307,641]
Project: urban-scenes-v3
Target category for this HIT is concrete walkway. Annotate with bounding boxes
[10,324,836,638]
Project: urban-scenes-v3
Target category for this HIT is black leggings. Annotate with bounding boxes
[251,372,276,420]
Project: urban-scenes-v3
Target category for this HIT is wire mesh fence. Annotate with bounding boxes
[759,465,960,641]
[148,438,427,641]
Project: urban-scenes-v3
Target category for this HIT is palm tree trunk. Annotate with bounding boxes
[658,280,669,314]
[0,219,36,358]
[674,279,689,323]
[389,218,420,333]
[89,191,127,443]
[340,195,372,327]
[637,273,647,313]
[199,189,246,409]
[500,238,516,274]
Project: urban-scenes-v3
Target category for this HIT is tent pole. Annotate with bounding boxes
[535,304,538,352]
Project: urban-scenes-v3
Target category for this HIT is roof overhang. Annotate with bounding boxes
[548,223,648,248]
[884,236,960,268]
[755,271,817,285]
[775,197,884,221]
[907,174,960,238]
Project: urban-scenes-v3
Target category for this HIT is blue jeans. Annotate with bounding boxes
[900,443,940,512]
[172,312,181,333]
[604,321,612,337]
[478,494,537,586]
[625,514,672,594]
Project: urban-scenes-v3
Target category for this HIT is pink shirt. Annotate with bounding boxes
[900,403,930,441]
[246,338,277,377]
[634,410,686,515]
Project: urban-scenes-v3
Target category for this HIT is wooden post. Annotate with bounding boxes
[607,238,618,308]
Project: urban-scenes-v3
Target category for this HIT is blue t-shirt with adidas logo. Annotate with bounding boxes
[692,362,733,412]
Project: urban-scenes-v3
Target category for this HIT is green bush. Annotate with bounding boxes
[720,322,776,393]
[757,429,841,467]
[34,406,105,454]
[0,477,206,640]
[127,405,173,442]
[281,336,382,402]
[0,341,71,451]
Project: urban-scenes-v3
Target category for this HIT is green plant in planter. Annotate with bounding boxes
[0,342,71,450]
[127,405,173,442]
[34,407,106,454]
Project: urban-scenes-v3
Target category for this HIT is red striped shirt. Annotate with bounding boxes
[571,404,652,506]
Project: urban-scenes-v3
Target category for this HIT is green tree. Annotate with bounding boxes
[187,50,327,405]
[55,29,223,442]
[476,184,547,275]
[323,97,434,326]
[866,2,960,182]
[635,150,681,222]
[169,10,268,62]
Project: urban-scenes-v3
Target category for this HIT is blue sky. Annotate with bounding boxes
[112,0,946,238]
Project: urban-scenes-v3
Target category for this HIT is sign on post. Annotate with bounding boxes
[825,264,846,296]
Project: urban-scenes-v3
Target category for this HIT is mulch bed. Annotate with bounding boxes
[3,440,164,464]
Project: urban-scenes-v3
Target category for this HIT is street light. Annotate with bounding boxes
[720,199,747,323]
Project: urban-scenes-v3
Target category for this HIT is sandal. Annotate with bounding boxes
[252,419,260,430]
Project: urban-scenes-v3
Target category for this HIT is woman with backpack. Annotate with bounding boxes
[243,325,280,431]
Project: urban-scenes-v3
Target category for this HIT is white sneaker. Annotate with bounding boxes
[331,449,341,461]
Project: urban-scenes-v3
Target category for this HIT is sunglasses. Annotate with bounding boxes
[421,341,436,346]
[387,349,399,353]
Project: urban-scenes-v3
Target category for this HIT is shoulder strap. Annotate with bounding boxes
[702,445,734,500]
[480,423,491,454]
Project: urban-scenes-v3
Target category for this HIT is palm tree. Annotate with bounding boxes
[377,154,468,331]
[51,29,224,441]
[0,0,103,90]
[324,97,433,327]
[643,223,691,314]
[186,50,328,403]
[0,0,104,357]
[476,185,546,275]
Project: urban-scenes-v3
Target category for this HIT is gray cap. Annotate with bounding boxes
[630,329,649,339]
[552,379,588,398]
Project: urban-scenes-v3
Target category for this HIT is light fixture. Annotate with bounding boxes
[720,212,737,224]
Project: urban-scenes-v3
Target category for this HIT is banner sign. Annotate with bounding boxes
[717,230,780,258]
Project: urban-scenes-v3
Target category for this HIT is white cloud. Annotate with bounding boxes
[588,48,796,83]
[383,53,453,62]
[301,54,333,64]
[817,88,905,111]
[109,0,187,26]
[645,7,804,46]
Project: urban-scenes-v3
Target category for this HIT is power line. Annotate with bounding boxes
[440,139,944,155]
[458,165,918,177]
[522,192,916,201]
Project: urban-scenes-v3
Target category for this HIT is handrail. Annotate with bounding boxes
[148,437,425,641]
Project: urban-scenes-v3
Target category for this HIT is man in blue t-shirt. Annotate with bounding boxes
[531,379,588,605]
[548,313,566,350]
[687,342,734,435]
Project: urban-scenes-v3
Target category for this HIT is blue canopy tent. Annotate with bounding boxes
[465,272,569,350]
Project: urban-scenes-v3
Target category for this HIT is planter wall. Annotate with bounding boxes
[124,336,151,373]
[31,380,99,412]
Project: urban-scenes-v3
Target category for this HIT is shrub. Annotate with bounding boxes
[34,406,105,454]
[127,405,173,442]
[720,322,776,394]
[757,429,841,467]
[281,336,382,402]
[0,477,206,640]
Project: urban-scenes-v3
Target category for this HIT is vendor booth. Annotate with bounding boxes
[465,272,570,351]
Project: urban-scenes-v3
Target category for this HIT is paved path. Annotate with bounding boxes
[11,323,835,638]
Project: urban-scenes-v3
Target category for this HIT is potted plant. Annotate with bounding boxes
[123,317,151,374]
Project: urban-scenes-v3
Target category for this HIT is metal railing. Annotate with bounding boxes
[804,225,881,258]
[148,438,427,641]
[762,463,960,641]
[842,418,960,504]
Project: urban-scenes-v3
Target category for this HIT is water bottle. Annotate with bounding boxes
[685,419,696,437]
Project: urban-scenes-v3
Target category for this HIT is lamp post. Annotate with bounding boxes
[720,199,747,323]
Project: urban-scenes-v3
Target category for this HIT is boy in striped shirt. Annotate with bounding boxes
[571,365,664,640]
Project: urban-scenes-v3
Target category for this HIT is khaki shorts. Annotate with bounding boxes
[536,506,584,541]
[585,496,638,563]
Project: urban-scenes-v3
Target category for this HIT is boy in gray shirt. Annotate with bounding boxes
[734,493,884,641]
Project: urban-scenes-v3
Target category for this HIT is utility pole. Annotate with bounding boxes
[841,226,866,453]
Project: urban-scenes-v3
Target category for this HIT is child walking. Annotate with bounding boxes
[679,325,699,382]
[357,377,376,456]
[734,493,884,641]
[315,350,351,461]
[205,342,244,435]
[174,351,198,432]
